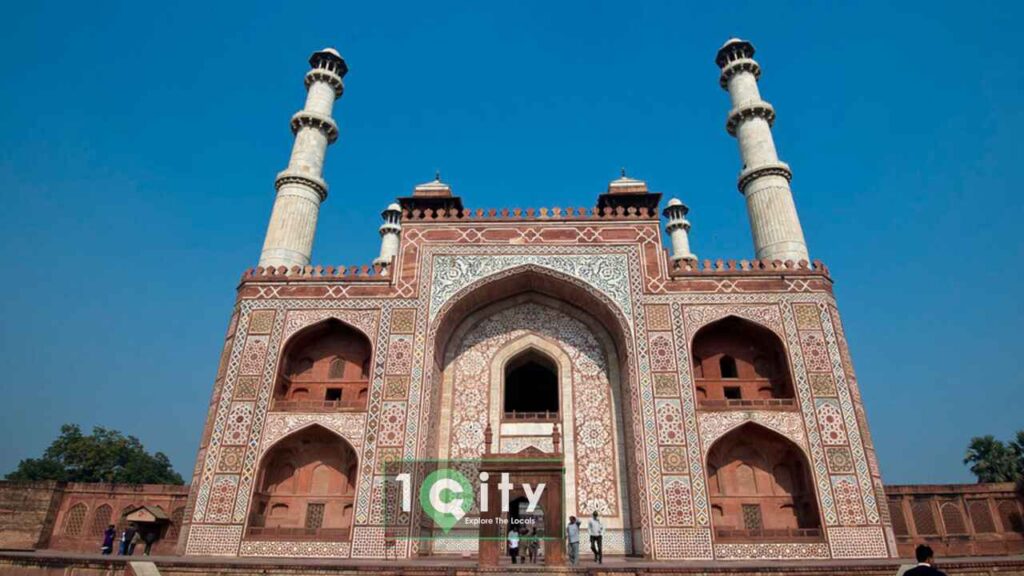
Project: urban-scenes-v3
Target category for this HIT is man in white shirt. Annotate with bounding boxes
[566,515,581,565]
[507,527,520,564]
[587,510,603,563]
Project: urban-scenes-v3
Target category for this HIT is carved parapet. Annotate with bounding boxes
[719,57,761,88]
[290,110,339,143]
[668,257,830,278]
[401,204,659,222]
[240,262,391,283]
[736,161,792,192]
[726,101,776,136]
[304,68,345,98]
[274,170,329,201]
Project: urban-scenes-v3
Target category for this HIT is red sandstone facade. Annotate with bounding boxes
[3,42,1022,568]
[154,173,899,561]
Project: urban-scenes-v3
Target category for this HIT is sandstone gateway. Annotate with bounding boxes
[2,40,1022,569]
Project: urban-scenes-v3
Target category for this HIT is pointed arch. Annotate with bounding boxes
[502,344,560,418]
[63,503,87,536]
[90,503,113,536]
[692,315,794,405]
[427,265,644,555]
[274,318,373,411]
[706,423,821,540]
[247,424,359,540]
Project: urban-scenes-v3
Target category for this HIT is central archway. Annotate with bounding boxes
[425,266,643,556]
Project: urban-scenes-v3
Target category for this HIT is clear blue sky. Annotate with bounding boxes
[0,1,1021,485]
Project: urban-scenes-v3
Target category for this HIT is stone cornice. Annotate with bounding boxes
[304,69,344,98]
[290,110,339,143]
[274,170,329,201]
[725,101,775,136]
[719,57,761,89]
[736,161,792,192]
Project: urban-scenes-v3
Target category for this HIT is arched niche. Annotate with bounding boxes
[706,423,821,541]
[274,318,372,411]
[503,348,560,419]
[692,316,795,407]
[247,425,358,539]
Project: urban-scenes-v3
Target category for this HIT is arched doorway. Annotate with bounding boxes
[431,283,637,555]
[274,319,372,411]
[692,316,794,408]
[706,423,821,542]
[247,425,358,540]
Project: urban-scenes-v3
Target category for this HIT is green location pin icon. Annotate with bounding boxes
[420,468,474,533]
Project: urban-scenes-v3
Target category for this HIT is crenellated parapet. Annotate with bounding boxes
[240,263,392,282]
[401,205,661,222]
[669,257,830,278]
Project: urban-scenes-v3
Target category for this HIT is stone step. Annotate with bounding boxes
[128,561,162,576]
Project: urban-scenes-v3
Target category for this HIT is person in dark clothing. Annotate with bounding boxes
[119,524,137,556]
[101,525,116,555]
[142,530,157,556]
[903,544,948,576]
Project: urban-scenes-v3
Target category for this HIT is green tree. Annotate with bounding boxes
[964,434,1020,483]
[5,424,184,485]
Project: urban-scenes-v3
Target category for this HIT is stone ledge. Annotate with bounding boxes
[3,551,1024,576]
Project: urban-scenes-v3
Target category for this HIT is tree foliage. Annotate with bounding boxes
[5,424,184,485]
[964,432,1024,483]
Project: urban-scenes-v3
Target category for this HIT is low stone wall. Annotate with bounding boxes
[886,482,1024,557]
[0,481,63,551]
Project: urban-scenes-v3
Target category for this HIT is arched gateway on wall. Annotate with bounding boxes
[424,267,644,556]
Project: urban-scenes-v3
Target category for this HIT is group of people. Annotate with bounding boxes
[506,510,604,566]
[100,523,156,556]
[505,526,541,564]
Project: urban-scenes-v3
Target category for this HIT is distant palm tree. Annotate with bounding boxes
[964,435,1020,483]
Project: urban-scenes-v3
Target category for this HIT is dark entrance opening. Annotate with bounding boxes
[504,350,558,419]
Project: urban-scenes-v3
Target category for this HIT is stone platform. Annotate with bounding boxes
[2,552,1023,576]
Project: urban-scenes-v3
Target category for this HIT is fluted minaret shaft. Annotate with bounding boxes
[259,48,347,268]
[717,39,809,262]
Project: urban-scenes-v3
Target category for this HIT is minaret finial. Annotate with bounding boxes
[620,167,626,178]
[435,170,441,182]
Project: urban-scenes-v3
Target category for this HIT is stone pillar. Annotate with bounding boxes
[373,203,402,265]
[258,48,347,268]
[716,38,809,262]
[662,198,696,261]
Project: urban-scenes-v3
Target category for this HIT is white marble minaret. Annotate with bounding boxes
[716,38,809,262]
[259,48,347,268]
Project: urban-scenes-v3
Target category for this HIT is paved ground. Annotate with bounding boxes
[3,549,1022,570]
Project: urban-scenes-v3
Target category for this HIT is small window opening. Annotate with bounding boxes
[720,355,739,378]
[325,388,342,401]
[724,386,742,400]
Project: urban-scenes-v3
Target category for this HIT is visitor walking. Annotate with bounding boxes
[587,510,603,564]
[507,526,520,564]
[899,545,947,576]
[117,525,135,556]
[566,515,580,565]
[100,524,115,555]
